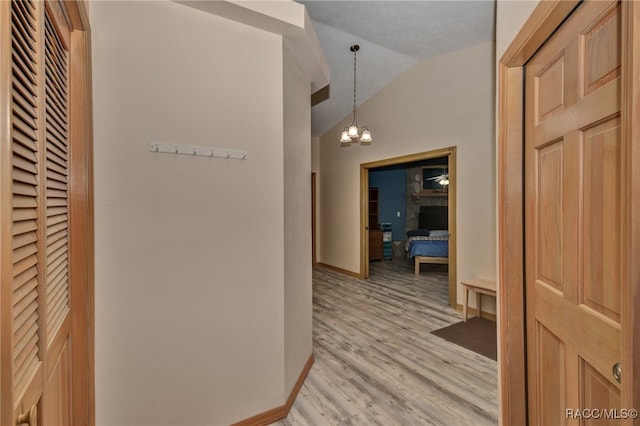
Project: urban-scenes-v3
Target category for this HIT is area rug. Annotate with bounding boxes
[431,317,497,361]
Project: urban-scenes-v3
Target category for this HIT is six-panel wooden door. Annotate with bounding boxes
[525,1,625,424]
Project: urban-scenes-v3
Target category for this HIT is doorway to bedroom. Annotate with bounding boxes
[360,147,457,308]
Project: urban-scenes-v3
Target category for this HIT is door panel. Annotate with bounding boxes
[43,8,72,423]
[536,323,566,425]
[11,0,44,417]
[582,118,622,322]
[525,1,623,424]
[43,337,71,425]
[535,55,565,123]
[582,361,621,415]
[5,0,73,424]
[583,7,620,96]
[536,141,563,290]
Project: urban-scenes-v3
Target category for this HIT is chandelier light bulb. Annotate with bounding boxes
[348,124,359,138]
[360,128,372,143]
[340,129,352,145]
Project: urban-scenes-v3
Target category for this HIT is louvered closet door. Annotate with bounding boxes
[7,1,73,424]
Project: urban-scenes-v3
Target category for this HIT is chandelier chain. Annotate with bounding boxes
[352,47,357,126]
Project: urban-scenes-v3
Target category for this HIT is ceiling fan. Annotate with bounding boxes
[425,169,449,186]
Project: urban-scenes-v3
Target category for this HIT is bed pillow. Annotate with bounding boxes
[407,229,430,237]
[429,230,449,237]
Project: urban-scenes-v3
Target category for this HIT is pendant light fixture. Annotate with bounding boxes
[340,44,372,147]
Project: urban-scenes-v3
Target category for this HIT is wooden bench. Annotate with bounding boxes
[460,278,496,322]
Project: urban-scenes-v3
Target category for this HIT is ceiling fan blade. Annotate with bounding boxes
[425,174,448,181]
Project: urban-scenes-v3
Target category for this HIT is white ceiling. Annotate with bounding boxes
[296,1,496,136]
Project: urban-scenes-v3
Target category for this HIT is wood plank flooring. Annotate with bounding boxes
[275,260,497,426]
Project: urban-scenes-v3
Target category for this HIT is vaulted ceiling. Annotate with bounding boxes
[296,1,496,136]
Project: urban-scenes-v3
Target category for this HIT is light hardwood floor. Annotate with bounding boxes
[276,260,497,426]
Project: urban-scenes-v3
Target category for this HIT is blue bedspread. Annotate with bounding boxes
[408,240,449,259]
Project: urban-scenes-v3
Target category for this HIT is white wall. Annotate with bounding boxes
[496,1,539,59]
[283,43,312,392]
[318,42,496,308]
[92,2,297,424]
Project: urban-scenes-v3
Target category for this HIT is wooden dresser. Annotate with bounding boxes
[369,229,383,261]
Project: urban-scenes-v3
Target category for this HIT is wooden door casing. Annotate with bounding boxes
[359,147,457,306]
[0,1,93,425]
[525,1,623,424]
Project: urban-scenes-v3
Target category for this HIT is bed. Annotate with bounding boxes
[406,232,449,275]
[408,205,450,275]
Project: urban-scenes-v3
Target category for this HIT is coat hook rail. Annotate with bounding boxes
[150,142,247,160]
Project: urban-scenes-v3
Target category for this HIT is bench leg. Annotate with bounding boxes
[463,285,469,322]
[476,291,481,319]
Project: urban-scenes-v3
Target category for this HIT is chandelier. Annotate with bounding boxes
[340,44,372,146]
